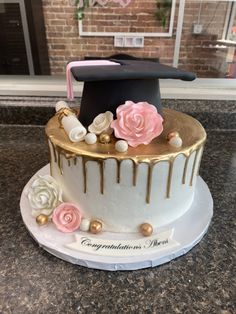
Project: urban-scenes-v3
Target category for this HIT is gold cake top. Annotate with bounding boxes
[45,108,206,162]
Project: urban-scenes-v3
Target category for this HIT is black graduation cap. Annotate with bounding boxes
[70,59,196,127]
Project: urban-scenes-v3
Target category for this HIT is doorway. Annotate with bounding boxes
[0,0,50,75]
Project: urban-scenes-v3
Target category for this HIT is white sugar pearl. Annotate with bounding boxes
[85,133,97,145]
[55,100,68,112]
[80,218,90,232]
[115,140,128,152]
[169,136,183,148]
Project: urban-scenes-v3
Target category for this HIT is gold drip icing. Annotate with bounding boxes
[49,146,53,176]
[81,156,105,194]
[182,154,191,185]
[57,149,63,175]
[51,140,57,162]
[190,147,201,186]
[49,141,205,203]
[116,160,121,183]
[132,161,138,186]
[116,159,138,186]
[146,163,154,204]
[46,108,206,204]
[82,156,88,193]
[51,144,79,176]
[197,145,204,176]
[99,160,105,194]
[65,152,74,167]
[166,159,174,198]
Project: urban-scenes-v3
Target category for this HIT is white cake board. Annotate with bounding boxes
[20,164,213,271]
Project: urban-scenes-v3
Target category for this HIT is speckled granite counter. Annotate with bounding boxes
[0,100,235,313]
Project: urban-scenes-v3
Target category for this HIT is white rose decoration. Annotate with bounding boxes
[88,111,113,135]
[27,175,63,217]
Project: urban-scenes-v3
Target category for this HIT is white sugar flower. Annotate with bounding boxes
[27,175,63,217]
[88,111,113,135]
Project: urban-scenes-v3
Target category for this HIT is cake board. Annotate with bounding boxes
[20,164,213,271]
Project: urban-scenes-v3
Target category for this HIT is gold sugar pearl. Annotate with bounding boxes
[167,131,180,141]
[140,223,153,237]
[36,214,49,226]
[89,220,103,234]
[99,133,111,144]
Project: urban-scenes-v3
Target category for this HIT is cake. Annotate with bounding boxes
[22,59,213,269]
[46,108,205,234]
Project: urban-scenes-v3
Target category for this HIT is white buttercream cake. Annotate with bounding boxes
[42,107,206,235]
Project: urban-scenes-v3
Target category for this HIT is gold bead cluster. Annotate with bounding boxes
[36,213,154,237]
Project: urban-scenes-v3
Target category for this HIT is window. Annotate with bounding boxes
[177,0,236,78]
[222,1,236,43]
[0,0,235,96]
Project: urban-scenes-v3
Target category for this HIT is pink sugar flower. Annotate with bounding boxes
[52,202,82,233]
[111,101,163,147]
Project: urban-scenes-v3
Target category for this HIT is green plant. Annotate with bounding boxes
[155,0,172,28]
[75,0,91,20]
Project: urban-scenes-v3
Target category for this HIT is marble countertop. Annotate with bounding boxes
[0,102,235,313]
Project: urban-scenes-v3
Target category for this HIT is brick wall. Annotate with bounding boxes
[42,0,229,77]
[82,1,165,33]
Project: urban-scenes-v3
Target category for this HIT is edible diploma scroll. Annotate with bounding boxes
[55,101,87,142]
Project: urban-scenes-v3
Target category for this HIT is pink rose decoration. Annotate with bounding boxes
[52,202,82,233]
[111,101,163,147]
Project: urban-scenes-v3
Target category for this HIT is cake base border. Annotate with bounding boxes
[20,164,213,271]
